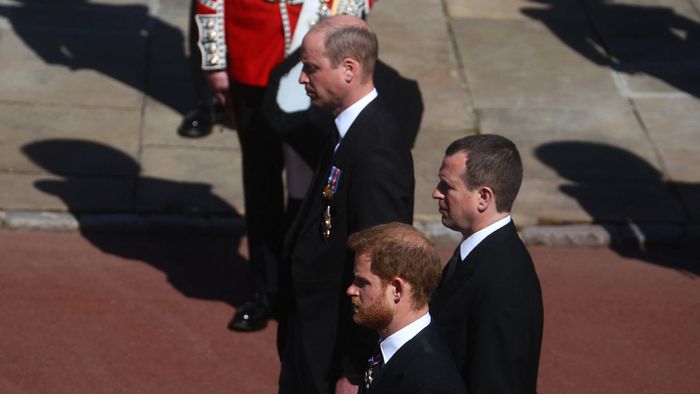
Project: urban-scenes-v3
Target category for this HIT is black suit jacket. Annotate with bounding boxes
[280,97,415,393]
[430,221,543,393]
[366,324,467,394]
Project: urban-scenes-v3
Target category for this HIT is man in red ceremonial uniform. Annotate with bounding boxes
[192,0,373,332]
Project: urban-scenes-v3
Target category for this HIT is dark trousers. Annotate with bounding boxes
[231,83,285,299]
[279,313,329,394]
[188,1,211,103]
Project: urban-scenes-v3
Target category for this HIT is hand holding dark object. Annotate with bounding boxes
[177,96,231,138]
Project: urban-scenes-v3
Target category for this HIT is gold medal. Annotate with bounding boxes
[322,184,333,199]
[321,204,332,239]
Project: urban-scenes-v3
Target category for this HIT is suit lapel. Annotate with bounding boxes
[431,222,519,315]
[431,256,475,316]
[292,98,381,241]
[293,146,335,241]
[367,326,435,393]
[285,132,335,250]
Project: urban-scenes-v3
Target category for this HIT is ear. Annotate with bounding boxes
[476,186,495,213]
[341,57,360,83]
[390,278,405,304]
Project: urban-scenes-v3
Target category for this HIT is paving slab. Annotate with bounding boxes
[515,177,686,225]
[477,107,663,181]
[0,172,134,212]
[0,104,140,175]
[0,0,155,29]
[446,0,586,20]
[452,18,625,110]
[611,63,700,98]
[137,146,243,214]
[585,0,700,39]
[515,178,595,225]
[0,6,147,107]
[635,97,700,183]
[17,138,140,178]
[582,0,700,97]
[373,0,477,220]
[143,0,196,115]
[372,0,476,132]
[0,173,70,212]
[521,224,617,246]
[141,97,239,148]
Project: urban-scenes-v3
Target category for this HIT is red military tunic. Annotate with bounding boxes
[225,1,301,86]
[193,0,373,87]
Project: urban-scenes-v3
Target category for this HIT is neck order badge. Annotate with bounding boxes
[362,351,383,391]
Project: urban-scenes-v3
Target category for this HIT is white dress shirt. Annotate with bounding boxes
[459,215,512,261]
[379,312,431,363]
[333,88,378,150]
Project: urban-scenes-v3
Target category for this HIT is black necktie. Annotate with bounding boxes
[331,124,341,149]
[441,246,462,286]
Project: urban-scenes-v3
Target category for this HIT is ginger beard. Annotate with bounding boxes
[352,282,394,331]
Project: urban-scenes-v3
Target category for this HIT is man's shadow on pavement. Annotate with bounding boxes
[535,141,700,276]
[22,139,251,307]
[522,0,700,97]
[0,0,194,114]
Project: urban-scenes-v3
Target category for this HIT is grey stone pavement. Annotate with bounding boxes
[1,0,699,246]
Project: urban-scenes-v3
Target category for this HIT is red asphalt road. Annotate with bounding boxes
[1,229,698,393]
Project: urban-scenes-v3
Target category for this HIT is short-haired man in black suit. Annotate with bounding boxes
[278,15,414,394]
[430,134,543,393]
[346,222,467,394]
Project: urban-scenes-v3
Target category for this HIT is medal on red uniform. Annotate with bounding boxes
[321,166,342,240]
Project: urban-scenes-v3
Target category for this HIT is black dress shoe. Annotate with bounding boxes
[228,299,270,332]
[177,106,213,138]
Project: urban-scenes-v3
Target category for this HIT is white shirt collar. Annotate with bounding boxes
[379,312,431,364]
[334,88,378,139]
[459,215,512,260]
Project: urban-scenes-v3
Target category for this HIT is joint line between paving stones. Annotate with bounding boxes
[688,0,700,19]
[133,0,163,213]
[439,0,477,127]
[135,67,146,203]
[142,143,238,153]
[1,210,694,248]
[0,168,136,180]
[628,103,695,222]
[578,0,689,222]
[0,99,141,111]
[149,0,161,18]
[627,97,671,182]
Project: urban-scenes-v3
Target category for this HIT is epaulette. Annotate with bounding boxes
[318,0,372,20]
[194,0,226,70]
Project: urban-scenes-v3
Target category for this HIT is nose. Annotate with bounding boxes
[432,186,443,200]
[346,283,358,297]
[299,71,308,84]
